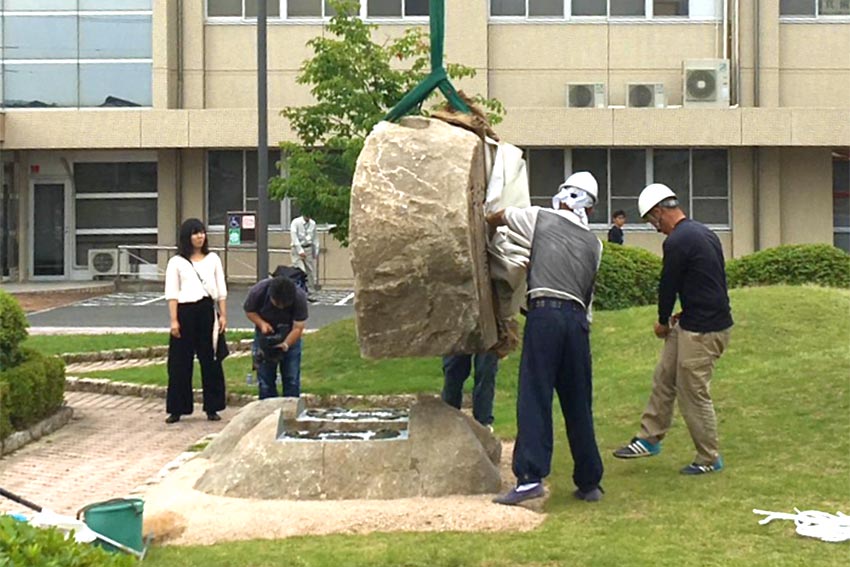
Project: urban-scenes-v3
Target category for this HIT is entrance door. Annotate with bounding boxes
[31,182,69,278]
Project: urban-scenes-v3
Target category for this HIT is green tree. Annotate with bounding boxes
[268,0,504,244]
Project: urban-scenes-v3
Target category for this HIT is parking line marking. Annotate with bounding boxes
[134,294,166,306]
[334,292,354,306]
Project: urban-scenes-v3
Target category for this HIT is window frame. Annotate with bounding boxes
[0,5,154,109]
[525,147,731,230]
[780,0,850,20]
[205,149,294,232]
[489,0,723,21]
[205,0,431,23]
[71,155,159,269]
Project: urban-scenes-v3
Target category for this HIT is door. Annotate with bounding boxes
[31,182,69,278]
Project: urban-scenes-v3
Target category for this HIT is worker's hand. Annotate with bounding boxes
[218,315,227,333]
[670,312,682,327]
[170,320,181,339]
[276,342,290,352]
[258,321,274,335]
[654,322,671,339]
[485,211,505,227]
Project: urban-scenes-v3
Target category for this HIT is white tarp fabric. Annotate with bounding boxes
[484,139,530,320]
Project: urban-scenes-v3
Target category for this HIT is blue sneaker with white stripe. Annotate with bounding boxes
[613,437,661,459]
[680,456,724,475]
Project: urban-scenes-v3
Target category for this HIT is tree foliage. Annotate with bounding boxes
[268,0,504,244]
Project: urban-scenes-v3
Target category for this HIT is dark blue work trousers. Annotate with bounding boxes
[512,299,604,492]
[442,352,498,426]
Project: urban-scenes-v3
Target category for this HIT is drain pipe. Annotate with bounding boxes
[752,0,761,251]
[175,0,184,234]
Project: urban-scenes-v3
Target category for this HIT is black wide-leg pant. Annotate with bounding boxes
[166,297,226,415]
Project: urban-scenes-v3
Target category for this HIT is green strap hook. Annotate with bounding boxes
[384,0,471,122]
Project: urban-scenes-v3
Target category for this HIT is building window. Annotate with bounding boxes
[207,150,291,229]
[781,0,850,16]
[206,0,428,20]
[834,150,850,252]
[526,147,730,227]
[1,2,153,108]
[490,0,720,19]
[73,162,158,267]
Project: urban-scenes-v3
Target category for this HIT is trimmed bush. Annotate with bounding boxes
[595,242,662,311]
[0,348,66,433]
[727,244,850,289]
[0,516,135,567]
[0,290,28,370]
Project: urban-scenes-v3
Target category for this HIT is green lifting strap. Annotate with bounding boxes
[384,0,471,122]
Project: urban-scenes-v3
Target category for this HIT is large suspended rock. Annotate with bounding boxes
[350,117,497,358]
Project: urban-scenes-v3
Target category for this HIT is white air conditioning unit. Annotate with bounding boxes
[683,59,730,108]
[627,83,666,108]
[88,248,124,276]
[567,83,606,108]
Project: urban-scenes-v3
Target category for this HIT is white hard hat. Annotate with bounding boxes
[557,171,598,204]
[638,183,678,218]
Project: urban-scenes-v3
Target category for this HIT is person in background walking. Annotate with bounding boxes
[290,214,320,298]
[164,218,227,424]
[613,184,732,475]
[607,210,626,245]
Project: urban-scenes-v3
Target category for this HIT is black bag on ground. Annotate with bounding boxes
[272,265,309,293]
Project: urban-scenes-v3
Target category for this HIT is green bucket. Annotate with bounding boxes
[77,498,144,554]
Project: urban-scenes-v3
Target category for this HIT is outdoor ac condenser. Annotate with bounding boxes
[88,248,120,276]
[567,83,606,108]
[627,83,666,108]
[683,59,730,108]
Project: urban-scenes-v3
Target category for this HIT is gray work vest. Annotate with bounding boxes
[528,210,600,309]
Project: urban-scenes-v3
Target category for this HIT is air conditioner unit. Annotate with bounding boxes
[627,83,666,108]
[88,248,123,276]
[567,83,606,108]
[683,59,730,108]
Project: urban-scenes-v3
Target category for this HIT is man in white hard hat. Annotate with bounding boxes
[613,183,733,475]
[488,171,605,505]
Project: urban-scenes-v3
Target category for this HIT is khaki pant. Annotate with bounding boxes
[638,326,730,465]
[291,251,318,292]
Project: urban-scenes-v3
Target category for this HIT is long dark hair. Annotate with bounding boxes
[178,218,209,259]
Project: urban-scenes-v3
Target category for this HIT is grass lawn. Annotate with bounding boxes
[23,331,254,357]
[99,286,849,565]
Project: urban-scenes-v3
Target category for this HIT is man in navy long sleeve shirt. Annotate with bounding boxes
[613,184,732,475]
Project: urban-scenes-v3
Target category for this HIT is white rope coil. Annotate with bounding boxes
[753,508,850,543]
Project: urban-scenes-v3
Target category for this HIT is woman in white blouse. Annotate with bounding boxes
[164,218,228,424]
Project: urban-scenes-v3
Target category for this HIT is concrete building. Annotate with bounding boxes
[0,0,848,285]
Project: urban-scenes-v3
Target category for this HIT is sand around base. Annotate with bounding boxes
[142,441,545,546]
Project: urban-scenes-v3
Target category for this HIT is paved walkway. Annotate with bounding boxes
[0,392,233,516]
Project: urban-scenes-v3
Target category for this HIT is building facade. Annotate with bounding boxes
[0,0,848,285]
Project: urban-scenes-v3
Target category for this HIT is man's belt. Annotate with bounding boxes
[529,297,582,311]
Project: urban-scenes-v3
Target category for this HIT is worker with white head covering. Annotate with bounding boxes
[613,183,733,475]
[488,171,605,506]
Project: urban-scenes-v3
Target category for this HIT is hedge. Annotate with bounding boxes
[0,516,135,567]
[0,290,28,370]
[0,348,66,439]
[727,244,850,289]
[595,241,662,311]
